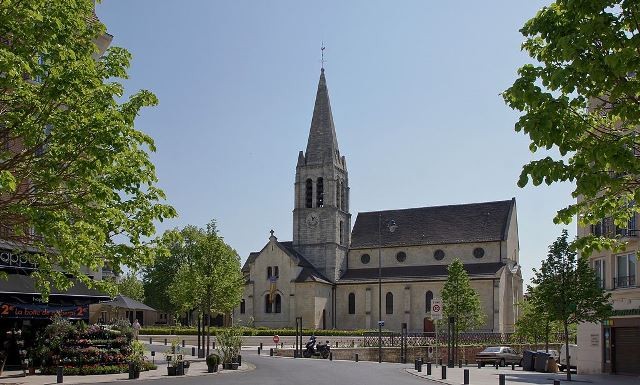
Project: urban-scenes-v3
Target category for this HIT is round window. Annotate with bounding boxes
[396,251,407,262]
[434,249,445,261]
[473,247,485,259]
[361,254,370,264]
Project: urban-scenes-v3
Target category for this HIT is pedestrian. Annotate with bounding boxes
[132,319,141,340]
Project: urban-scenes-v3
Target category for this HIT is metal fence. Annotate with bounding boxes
[362,332,569,347]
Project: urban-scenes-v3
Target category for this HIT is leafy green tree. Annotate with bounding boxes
[117,272,145,302]
[142,250,182,317]
[532,230,612,381]
[165,220,244,356]
[0,0,175,297]
[503,0,640,255]
[441,259,485,360]
[514,290,564,351]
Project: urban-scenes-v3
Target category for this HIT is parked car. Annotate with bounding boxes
[475,346,523,367]
[558,344,578,371]
[537,349,560,362]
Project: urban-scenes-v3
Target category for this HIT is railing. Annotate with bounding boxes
[613,275,636,289]
[362,332,568,347]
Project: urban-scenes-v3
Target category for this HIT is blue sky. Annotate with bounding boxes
[97,1,575,286]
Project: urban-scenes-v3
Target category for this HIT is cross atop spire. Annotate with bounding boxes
[321,43,326,70]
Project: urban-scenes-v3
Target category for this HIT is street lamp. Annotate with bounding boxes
[378,214,397,363]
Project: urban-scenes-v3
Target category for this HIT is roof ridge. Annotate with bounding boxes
[357,198,514,215]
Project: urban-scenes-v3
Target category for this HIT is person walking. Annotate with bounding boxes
[132,319,141,340]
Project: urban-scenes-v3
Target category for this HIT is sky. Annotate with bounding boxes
[96,1,575,286]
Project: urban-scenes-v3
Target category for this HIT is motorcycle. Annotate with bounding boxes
[302,337,330,359]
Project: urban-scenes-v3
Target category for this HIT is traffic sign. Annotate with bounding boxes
[431,299,442,320]
[273,335,280,344]
[378,320,385,327]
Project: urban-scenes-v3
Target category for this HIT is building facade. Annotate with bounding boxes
[576,217,640,375]
[233,69,523,332]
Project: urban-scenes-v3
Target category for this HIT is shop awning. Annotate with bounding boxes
[0,271,111,303]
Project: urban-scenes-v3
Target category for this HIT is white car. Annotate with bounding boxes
[558,344,578,371]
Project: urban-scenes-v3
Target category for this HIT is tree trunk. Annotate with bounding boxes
[545,319,550,352]
[564,321,571,381]
[206,308,211,357]
[197,312,201,357]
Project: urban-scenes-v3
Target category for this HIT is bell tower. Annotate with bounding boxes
[293,68,350,282]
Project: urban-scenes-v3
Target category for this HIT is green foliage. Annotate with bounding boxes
[531,230,612,380]
[441,259,486,334]
[117,272,145,302]
[165,220,244,316]
[216,327,242,364]
[514,293,565,346]
[142,249,182,315]
[0,0,176,298]
[129,340,145,370]
[503,0,640,255]
[206,353,220,368]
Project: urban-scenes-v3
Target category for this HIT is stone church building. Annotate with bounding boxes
[233,69,523,332]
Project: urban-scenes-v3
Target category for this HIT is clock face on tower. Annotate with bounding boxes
[305,213,319,227]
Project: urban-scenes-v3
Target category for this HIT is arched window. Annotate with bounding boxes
[425,291,433,313]
[265,295,272,313]
[348,293,355,314]
[275,294,282,313]
[274,266,279,278]
[267,266,272,279]
[240,299,246,314]
[385,292,393,314]
[305,179,313,208]
[316,177,324,207]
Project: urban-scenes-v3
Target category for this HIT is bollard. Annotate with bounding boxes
[464,369,469,385]
[499,373,506,385]
[329,352,333,361]
[281,342,283,348]
[164,338,167,345]
[182,339,185,348]
[260,342,263,349]
[478,361,482,369]
[415,358,419,371]
[553,381,560,385]
[270,348,274,356]
[237,355,242,366]
[212,341,216,349]
[57,366,63,383]
[355,353,359,362]
[192,347,196,356]
[512,363,515,370]
[438,358,443,366]
[149,337,153,344]
[336,341,339,348]
[441,365,447,379]
[427,362,432,375]
[459,359,462,368]
[258,347,261,355]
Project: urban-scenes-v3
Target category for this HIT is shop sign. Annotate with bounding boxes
[590,333,599,346]
[0,302,89,320]
[0,249,38,269]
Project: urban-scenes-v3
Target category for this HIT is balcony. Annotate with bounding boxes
[613,275,637,289]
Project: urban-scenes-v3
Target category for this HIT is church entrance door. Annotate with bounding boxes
[424,318,435,334]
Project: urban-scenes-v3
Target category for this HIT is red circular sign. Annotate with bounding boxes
[273,335,280,343]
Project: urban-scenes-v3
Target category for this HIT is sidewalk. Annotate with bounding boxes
[406,364,640,385]
[0,344,255,385]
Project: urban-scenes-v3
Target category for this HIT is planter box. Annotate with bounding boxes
[222,363,239,370]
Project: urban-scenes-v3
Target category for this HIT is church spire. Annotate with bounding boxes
[304,69,340,165]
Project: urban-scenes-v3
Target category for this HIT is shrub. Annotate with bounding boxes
[206,353,220,368]
[216,328,242,364]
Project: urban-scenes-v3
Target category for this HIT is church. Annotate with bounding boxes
[233,68,523,333]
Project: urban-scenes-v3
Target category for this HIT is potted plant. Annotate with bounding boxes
[206,353,220,373]
[217,327,242,370]
[128,340,145,379]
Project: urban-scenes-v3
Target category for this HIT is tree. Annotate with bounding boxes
[514,290,563,351]
[141,251,182,317]
[531,230,612,381]
[441,259,485,362]
[165,220,244,356]
[503,1,640,254]
[117,272,145,302]
[0,0,176,297]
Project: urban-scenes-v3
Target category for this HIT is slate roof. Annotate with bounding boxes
[0,271,110,299]
[339,262,505,282]
[102,294,156,311]
[241,252,259,273]
[350,198,515,248]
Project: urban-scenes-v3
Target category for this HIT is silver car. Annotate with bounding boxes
[475,346,523,367]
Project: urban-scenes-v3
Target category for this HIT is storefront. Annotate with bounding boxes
[0,248,110,369]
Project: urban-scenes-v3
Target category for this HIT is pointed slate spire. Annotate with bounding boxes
[305,68,340,165]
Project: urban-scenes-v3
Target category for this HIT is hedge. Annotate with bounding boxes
[140,326,371,337]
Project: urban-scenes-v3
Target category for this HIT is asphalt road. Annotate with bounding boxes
[101,351,430,385]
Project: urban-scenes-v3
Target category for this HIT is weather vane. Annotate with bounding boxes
[321,43,326,70]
